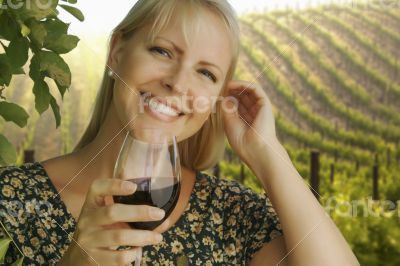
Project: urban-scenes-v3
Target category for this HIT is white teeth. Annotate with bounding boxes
[147,97,179,117]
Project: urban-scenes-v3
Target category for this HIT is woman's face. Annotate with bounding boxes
[109,8,232,141]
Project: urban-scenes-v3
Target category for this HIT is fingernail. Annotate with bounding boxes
[150,208,165,219]
[123,181,136,191]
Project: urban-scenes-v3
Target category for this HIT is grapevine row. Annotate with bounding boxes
[256,14,400,126]
[294,13,400,103]
[241,17,400,143]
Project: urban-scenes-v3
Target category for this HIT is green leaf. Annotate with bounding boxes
[28,20,47,48]
[0,238,12,263]
[30,51,70,98]
[11,256,24,266]
[16,19,31,37]
[33,79,51,114]
[44,34,79,54]
[56,83,68,98]
[43,18,69,38]
[42,19,78,55]
[60,4,84,21]
[21,24,30,37]
[6,37,29,68]
[49,95,61,128]
[0,54,12,86]
[39,51,71,87]
[0,135,16,166]
[11,67,25,75]
[29,53,41,81]
[39,51,71,91]
[0,101,29,127]
[0,12,18,41]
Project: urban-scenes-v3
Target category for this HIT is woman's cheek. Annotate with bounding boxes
[185,98,212,132]
[193,90,219,115]
[191,96,208,115]
[123,47,168,82]
[113,80,141,128]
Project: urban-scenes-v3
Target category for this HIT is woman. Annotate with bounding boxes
[0,0,359,265]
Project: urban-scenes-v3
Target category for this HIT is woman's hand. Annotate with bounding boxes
[222,80,279,165]
[58,179,167,266]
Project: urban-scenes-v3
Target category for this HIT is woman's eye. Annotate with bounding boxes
[149,46,170,58]
[200,69,217,83]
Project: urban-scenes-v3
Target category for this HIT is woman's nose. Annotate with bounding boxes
[162,65,190,95]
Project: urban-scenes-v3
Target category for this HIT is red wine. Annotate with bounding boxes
[113,177,180,230]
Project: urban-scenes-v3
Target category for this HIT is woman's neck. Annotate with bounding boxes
[70,102,128,184]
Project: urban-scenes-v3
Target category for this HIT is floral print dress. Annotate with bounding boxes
[0,162,283,265]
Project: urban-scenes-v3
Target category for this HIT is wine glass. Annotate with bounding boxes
[113,128,181,265]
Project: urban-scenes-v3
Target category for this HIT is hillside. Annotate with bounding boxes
[1,2,399,265]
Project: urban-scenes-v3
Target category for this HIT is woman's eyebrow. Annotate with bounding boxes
[155,36,223,75]
[156,36,184,54]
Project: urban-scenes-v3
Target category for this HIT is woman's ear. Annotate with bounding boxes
[108,32,124,72]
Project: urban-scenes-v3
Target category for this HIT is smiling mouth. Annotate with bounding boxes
[140,90,185,117]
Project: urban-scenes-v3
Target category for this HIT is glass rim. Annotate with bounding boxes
[125,129,177,145]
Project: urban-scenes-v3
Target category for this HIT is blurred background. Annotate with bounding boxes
[1,0,399,265]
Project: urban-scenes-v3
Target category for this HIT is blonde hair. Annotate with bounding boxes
[74,0,240,171]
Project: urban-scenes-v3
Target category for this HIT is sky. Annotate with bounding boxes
[59,0,337,36]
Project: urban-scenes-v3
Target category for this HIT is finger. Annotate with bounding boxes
[225,80,253,93]
[228,88,259,110]
[249,104,260,117]
[92,248,139,266]
[227,81,266,102]
[238,103,253,124]
[241,88,271,114]
[91,228,163,247]
[86,179,137,207]
[241,94,255,110]
[93,204,166,225]
[221,96,239,118]
[237,101,251,117]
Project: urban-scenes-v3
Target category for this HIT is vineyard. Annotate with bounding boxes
[1,2,400,265]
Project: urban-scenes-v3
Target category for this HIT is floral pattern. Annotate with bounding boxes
[0,162,283,265]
